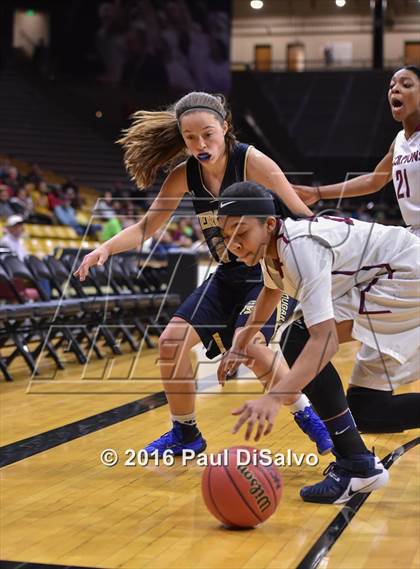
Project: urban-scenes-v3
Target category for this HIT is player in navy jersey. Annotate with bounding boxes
[75,91,334,456]
[293,65,420,433]
[216,181,419,503]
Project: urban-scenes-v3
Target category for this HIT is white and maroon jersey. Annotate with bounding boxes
[392,127,420,229]
[261,216,420,364]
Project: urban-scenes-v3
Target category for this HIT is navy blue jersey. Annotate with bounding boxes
[186,142,260,280]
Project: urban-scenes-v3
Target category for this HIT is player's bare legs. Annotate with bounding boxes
[144,321,332,456]
[158,317,201,414]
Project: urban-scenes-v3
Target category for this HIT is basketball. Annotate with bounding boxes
[201,446,283,528]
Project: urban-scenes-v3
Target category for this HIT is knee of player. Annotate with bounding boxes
[158,328,183,358]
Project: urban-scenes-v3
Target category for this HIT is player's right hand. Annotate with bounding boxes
[293,184,320,206]
[74,247,109,281]
[232,394,282,441]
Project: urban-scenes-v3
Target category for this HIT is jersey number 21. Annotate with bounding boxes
[395,169,411,199]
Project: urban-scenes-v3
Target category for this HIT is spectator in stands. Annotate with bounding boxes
[25,163,44,186]
[95,190,117,219]
[55,194,102,237]
[54,194,86,235]
[47,185,64,210]
[0,185,14,219]
[31,181,54,224]
[0,215,27,261]
[62,180,84,210]
[120,201,138,229]
[100,214,122,242]
[0,214,51,298]
[179,217,199,242]
[98,198,122,241]
[0,156,12,179]
[2,165,20,194]
[9,186,34,220]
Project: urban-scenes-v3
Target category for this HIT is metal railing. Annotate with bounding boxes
[231,58,405,72]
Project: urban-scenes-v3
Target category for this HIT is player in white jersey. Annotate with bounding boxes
[291,65,420,432]
[217,181,420,503]
[295,65,420,236]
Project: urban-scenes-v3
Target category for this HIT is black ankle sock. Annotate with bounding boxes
[324,409,368,457]
[175,421,201,443]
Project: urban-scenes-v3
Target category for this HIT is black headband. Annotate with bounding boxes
[217,197,276,217]
[178,105,226,121]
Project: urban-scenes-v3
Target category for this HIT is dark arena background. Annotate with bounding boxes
[0,1,419,568]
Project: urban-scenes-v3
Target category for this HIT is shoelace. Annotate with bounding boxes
[156,429,178,442]
[323,461,348,478]
[323,462,336,476]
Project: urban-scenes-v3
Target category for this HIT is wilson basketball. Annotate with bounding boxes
[201,446,283,528]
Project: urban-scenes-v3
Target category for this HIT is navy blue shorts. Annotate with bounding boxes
[174,267,295,359]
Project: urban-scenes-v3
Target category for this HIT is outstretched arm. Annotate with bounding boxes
[295,142,394,205]
[74,164,187,280]
[232,319,339,440]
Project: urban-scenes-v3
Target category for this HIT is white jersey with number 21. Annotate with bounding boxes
[392,127,420,231]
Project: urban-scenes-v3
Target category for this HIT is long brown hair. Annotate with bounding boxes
[117,92,236,189]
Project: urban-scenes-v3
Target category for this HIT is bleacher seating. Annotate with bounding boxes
[0,222,100,257]
[0,250,183,381]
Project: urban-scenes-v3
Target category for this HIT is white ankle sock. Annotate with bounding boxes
[289,394,310,414]
[171,413,197,426]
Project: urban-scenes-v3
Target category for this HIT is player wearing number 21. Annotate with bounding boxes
[295,65,420,237]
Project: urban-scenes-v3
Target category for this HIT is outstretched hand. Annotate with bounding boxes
[232,394,282,441]
[73,247,109,281]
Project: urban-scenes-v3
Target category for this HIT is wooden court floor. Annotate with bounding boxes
[1,340,419,569]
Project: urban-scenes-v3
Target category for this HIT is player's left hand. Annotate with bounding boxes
[218,348,250,386]
[232,395,282,441]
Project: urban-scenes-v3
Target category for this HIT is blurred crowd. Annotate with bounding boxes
[311,197,403,226]
[94,188,202,251]
[95,0,231,95]
[0,157,204,258]
[0,157,95,235]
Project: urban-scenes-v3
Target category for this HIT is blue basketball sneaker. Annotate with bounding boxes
[300,451,389,504]
[293,406,333,455]
[143,421,207,457]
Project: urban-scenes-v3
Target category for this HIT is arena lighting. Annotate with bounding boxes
[336,0,346,6]
[250,0,264,9]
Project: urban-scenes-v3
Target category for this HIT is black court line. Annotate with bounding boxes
[296,436,420,569]
[0,391,167,468]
